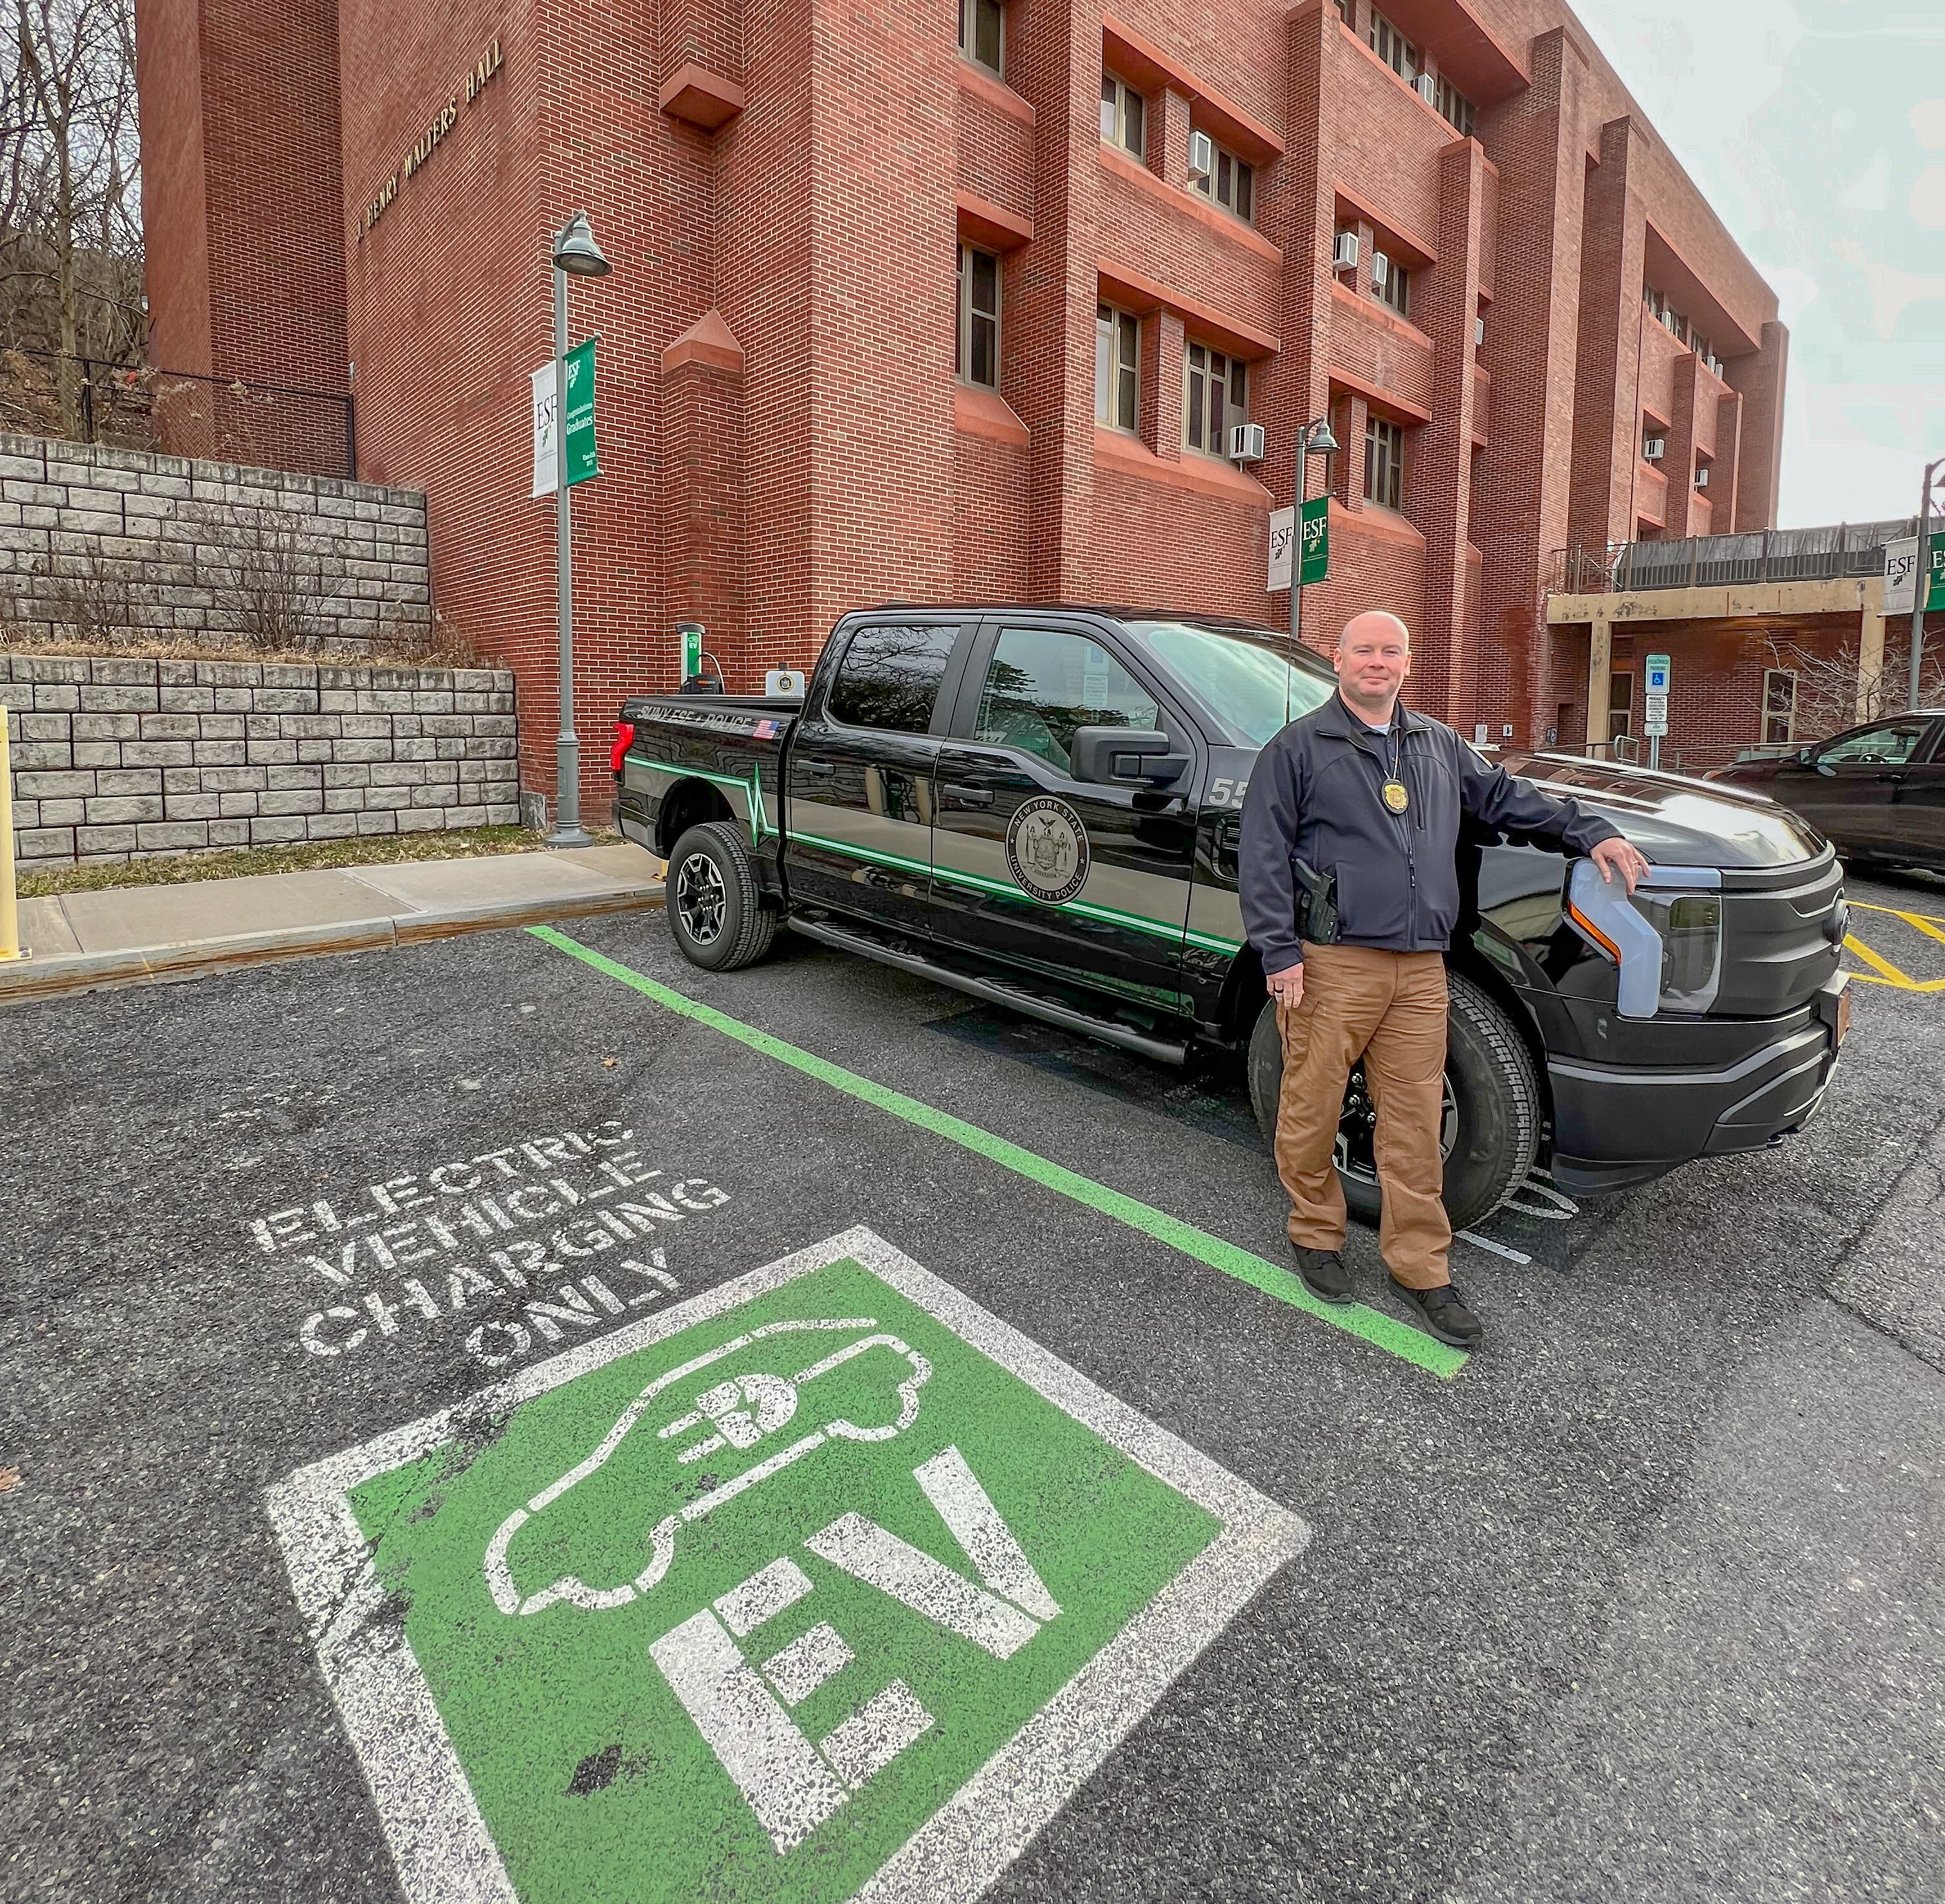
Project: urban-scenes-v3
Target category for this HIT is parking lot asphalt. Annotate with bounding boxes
[4,864,1943,1904]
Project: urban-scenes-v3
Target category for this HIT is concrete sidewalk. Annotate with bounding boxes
[1,843,664,1006]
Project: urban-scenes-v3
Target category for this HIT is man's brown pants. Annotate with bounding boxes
[1274,942,1452,1290]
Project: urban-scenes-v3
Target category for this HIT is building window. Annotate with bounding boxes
[1192,139,1254,223]
[1643,283,1664,319]
[1691,329,1711,364]
[1367,9,1419,81]
[1100,72,1145,158]
[1432,73,1475,136]
[1334,0,1352,21]
[1761,670,1797,746]
[957,245,999,390]
[1373,250,1409,317]
[1365,414,1403,509]
[1185,342,1246,457]
[1096,303,1138,431]
[958,0,1002,74]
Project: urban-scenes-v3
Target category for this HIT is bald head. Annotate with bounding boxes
[1333,610,1413,723]
[1339,611,1410,652]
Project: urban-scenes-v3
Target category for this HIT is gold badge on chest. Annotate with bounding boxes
[1381,779,1410,815]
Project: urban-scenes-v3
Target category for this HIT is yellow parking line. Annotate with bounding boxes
[1843,933,1945,992]
[1848,899,1945,929]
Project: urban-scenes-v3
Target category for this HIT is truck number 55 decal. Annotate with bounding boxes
[1207,778,1249,809]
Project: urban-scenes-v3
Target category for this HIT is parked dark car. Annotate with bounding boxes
[1710,711,1945,872]
[613,605,1848,1228]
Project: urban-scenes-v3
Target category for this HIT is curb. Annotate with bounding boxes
[0,882,665,1006]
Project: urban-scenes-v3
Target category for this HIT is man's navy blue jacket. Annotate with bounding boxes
[1239,694,1622,975]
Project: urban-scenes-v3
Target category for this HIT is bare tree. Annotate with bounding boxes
[205,506,324,652]
[1760,631,1945,745]
[0,0,143,433]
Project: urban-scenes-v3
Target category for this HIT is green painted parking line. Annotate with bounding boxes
[269,1228,1310,1904]
[528,925,1467,1380]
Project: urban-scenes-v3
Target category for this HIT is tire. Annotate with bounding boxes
[665,820,779,972]
[1247,970,1541,1234]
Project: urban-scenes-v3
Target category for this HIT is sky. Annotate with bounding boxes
[1571,0,1944,529]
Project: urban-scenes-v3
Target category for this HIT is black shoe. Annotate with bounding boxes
[1389,1277,1483,1349]
[1290,1245,1353,1305]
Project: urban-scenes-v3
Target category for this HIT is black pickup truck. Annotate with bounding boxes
[613,605,1850,1230]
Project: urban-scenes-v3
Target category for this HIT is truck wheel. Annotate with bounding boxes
[1247,972,1540,1234]
[666,821,779,972]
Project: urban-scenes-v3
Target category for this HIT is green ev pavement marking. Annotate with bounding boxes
[268,1230,1310,1904]
[527,925,1466,1380]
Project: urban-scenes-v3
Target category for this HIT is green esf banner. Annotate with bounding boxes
[530,337,599,497]
[1300,494,1328,586]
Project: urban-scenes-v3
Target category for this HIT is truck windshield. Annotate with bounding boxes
[1130,620,1335,745]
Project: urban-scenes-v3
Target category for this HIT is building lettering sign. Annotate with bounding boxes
[359,36,503,237]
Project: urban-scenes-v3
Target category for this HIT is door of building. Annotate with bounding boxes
[929,620,1200,1010]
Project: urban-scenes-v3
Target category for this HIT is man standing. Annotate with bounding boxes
[1240,611,1647,1347]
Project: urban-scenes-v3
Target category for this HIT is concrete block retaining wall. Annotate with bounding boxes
[0,434,431,650]
[3,654,519,865]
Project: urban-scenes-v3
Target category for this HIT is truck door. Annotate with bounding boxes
[784,617,969,932]
[930,619,1199,1010]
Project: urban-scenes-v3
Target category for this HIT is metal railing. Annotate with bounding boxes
[1548,516,1944,597]
[0,348,356,479]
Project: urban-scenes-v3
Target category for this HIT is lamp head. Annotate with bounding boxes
[552,212,611,278]
[1306,420,1340,456]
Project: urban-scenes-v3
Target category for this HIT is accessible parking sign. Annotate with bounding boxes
[270,1228,1309,1904]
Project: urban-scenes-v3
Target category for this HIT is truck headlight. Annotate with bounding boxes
[1631,890,1722,1013]
[1567,860,1724,1020]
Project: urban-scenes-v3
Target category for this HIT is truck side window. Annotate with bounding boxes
[974,627,1159,774]
[827,624,959,733]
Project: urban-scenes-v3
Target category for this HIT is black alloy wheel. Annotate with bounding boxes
[664,820,780,972]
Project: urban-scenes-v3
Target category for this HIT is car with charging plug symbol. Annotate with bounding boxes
[611,607,1850,1225]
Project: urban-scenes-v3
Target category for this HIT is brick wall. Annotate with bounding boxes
[2,656,519,865]
[0,436,430,652]
[145,0,1793,789]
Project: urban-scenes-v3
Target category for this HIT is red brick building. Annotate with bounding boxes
[135,0,1788,814]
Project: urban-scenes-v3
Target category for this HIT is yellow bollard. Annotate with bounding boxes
[1,711,19,960]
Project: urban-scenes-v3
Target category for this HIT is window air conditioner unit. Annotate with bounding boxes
[1415,72,1435,102]
[1474,315,1485,347]
[1371,250,1391,291]
[1187,129,1215,181]
[1230,422,1266,464]
[1643,436,1666,462]
[1695,465,1710,489]
[1333,230,1360,271]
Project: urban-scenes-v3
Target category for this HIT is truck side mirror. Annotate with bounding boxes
[1069,726,1188,787]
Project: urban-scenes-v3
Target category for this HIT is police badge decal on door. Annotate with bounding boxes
[1006,797,1091,905]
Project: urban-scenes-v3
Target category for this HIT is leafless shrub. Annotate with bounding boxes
[375,602,479,669]
[204,506,323,652]
[0,542,145,643]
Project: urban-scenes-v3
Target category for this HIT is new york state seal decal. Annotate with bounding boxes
[1005,795,1090,904]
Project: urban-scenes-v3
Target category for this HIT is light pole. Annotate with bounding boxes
[546,210,611,850]
[1912,456,1940,712]
[1288,415,1340,658]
